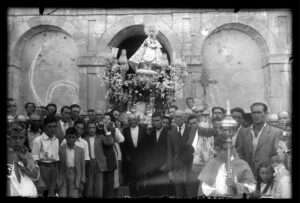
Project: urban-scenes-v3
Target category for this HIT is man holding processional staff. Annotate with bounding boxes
[197,101,256,197]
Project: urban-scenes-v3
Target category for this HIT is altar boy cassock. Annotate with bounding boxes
[198,135,256,197]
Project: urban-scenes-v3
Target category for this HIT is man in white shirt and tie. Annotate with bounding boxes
[56,106,73,144]
[121,114,148,197]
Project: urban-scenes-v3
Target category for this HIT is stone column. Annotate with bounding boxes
[77,56,107,112]
[263,54,291,113]
[8,57,22,114]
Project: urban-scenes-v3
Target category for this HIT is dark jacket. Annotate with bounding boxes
[121,125,149,177]
[145,127,169,174]
[166,124,192,171]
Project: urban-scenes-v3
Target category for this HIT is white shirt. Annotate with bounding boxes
[177,123,185,137]
[89,136,96,159]
[27,128,42,151]
[114,128,125,161]
[66,147,75,167]
[61,137,90,161]
[201,156,256,196]
[250,123,266,152]
[156,127,163,141]
[130,126,139,148]
[192,129,200,164]
[60,120,69,135]
[31,132,60,162]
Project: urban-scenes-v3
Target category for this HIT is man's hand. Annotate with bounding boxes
[115,120,121,129]
[225,172,237,189]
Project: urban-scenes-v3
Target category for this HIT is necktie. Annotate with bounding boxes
[178,126,182,136]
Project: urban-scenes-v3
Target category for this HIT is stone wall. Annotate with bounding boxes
[8,8,292,114]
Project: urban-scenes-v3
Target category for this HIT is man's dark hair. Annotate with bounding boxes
[65,127,78,137]
[74,119,85,127]
[110,108,120,122]
[186,97,194,103]
[70,104,81,110]
[250,102,268,113]
[168,105,178,110]
[87,118,97,125]
[46,103,57,114]
[188,115,197,122]
[212,107,225,114]
[25,102,36,110]
[104,112,112,119]
[214,134,228,149]
[231,107,245,118]
[60,106,71,113]
[43,115,57,126]
[88,109,95,113]
[152,111,163,119]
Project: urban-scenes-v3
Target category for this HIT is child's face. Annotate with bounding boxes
[259,167,273,183]
[66,134,77,148]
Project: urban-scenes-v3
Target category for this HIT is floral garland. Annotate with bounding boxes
[103,58,187,111]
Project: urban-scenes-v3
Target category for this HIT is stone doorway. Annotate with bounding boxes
[18,28,79,112]
[201,28,267,111]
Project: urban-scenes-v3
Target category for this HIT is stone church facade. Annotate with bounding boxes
[8,8,292,114]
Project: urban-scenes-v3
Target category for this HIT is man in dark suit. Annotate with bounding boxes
[84,119,115,198]
[143,112,169,197]
[236,102,282,178]
[56,106,73,145]
[166,110,193,198]
[121,114,149,197]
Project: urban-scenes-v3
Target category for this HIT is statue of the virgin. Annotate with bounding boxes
[128,25,163,75]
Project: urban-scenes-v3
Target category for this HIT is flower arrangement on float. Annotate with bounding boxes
[103,56,188,112]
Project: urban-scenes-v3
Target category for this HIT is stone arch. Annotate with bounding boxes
[9,19,85,65]
[96,16,183,64]
[191,15,279,66]
[9,23,82,109]
[201,23,270,66]
[200,22,270,109]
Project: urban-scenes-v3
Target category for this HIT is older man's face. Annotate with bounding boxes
[174,111,184,127]
[129,116,139,128]
[278,112,289,128]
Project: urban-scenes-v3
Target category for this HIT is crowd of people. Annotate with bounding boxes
[7,97,292,198]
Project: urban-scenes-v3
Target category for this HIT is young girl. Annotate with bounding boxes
[251,162,275,198]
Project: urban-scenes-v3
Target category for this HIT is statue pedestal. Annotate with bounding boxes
[136,69,158,75]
